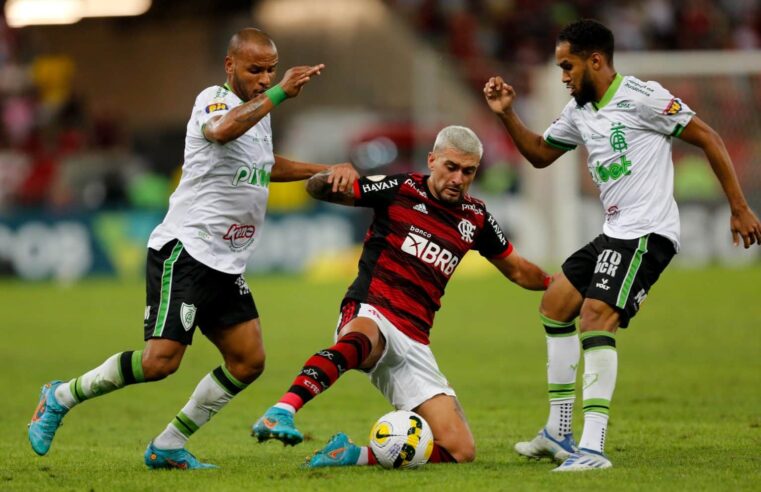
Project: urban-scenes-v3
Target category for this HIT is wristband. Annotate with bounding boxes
[543,275,552,289]
[264,85,287,106]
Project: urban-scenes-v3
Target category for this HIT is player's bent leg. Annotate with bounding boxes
[28,341,180,456]
[151,319,262,459]
[253,316,381,446]
[514,273,582,462]
[414,394,475,463]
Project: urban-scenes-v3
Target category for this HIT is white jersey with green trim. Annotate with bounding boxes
[543,74,694,251]
[148,84,274,274]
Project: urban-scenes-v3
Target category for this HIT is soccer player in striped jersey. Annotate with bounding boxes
[27,27,357,469]
[483,19,761,471]
[252,125,552,467]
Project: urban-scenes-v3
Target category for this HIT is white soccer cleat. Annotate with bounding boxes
[552,448,612,471]
[514,428,577,462]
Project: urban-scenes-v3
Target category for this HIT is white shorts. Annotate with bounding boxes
[335,302,456,410]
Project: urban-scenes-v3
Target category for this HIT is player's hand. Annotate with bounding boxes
[279,64,326,98]
[327,162,359,193]
[483,76,517,115]
[730,207,761,248]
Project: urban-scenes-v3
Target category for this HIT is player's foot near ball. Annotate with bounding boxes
[252,406,303,445]
[514,427,577,462]
[552,448,612,471]
[144,442,218,470]
[306,432,360,468]
[28,380,69,456]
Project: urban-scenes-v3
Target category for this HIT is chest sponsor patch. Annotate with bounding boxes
[401,232,460,276]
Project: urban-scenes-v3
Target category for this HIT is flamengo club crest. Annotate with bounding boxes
[458,219,475,243]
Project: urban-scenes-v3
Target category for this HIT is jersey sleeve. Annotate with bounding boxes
[636,81,695,138]
[543,100,584,151]
[353,174,406,208]
[475,211,513,259]
[193,87,233,136]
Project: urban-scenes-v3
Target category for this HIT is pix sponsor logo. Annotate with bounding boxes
[223,224,256,251]
[404,178,428,198]
[400,232,460,276]
[233,166,271,187]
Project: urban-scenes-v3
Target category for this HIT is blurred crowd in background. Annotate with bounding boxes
[0,0,760,213]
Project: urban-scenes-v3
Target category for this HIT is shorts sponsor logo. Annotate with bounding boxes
[224,224,256,251]
[595,249,622,277]
[595,278,610,291]
[205,102,228,113]
[362,178,398,193]
[401,232,460,276]
[458,218,475,243]
[235,275,250,295]
[634,288,647,308]
[180,303,197,332]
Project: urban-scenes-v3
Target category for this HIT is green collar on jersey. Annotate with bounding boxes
[223,82,233,92]
[593,73,623,111]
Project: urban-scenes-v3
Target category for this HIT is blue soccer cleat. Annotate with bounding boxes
[144,442,218,470]
[552,447,612,471]
[514,427,577,462]
[306,432,361,468]
[28,380,69,456]
[252,407,303,445]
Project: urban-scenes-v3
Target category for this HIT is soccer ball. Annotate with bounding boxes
[369,410,434,469]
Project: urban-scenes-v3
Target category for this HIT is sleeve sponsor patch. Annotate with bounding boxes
[205,102,229,113]
[663,98,682,115]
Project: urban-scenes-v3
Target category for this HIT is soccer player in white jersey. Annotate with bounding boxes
[483,19,761,471]
[27,27,357,469]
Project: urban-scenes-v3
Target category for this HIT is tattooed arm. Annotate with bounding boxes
[204,64,325,144]
[306,169,357,206]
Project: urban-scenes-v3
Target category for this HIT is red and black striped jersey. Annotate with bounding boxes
[345,173,513,344]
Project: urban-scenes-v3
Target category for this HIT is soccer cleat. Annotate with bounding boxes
[552,448,612,472]
[28,380,69,456]
[306,432,361,468]
[514,427,577,462]
[144,442,218,470]
[252,407,304,445]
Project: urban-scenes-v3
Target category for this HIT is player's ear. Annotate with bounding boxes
[224,56,234,77]
[427,152,435,171]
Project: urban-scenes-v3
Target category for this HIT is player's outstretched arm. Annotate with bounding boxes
[306,169,357,206]
[483,76,565,168]
[488,250,551,291]
[678,117,761,248]
[204,64,325,144]
[271,155,357,190]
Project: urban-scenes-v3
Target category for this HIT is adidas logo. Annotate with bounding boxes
[413,203,428,214]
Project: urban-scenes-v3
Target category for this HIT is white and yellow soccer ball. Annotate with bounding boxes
[369,410,434,469]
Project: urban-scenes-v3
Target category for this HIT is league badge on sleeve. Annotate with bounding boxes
[205,101,229,113]
[663,98,682,115]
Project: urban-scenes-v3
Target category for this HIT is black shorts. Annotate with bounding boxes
[562,233,675,328]
[144,239,259,345]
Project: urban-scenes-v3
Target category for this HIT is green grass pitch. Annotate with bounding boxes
[1,266,759,490]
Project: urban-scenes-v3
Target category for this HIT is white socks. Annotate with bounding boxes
[541,315,579,439]
[578,331,617,453]
[54,351,145,409]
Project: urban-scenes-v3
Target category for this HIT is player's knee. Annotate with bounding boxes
[141,353,182,381]
[227,351,266,384]
[450,442,476,463]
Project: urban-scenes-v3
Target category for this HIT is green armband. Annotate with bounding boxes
[265,85,287,106]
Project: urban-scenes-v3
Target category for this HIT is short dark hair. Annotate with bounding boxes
[557,19,614,63]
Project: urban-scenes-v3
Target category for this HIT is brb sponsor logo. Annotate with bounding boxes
[401,226,459,276]
[594,249,622,278]
[223,224,255,251]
